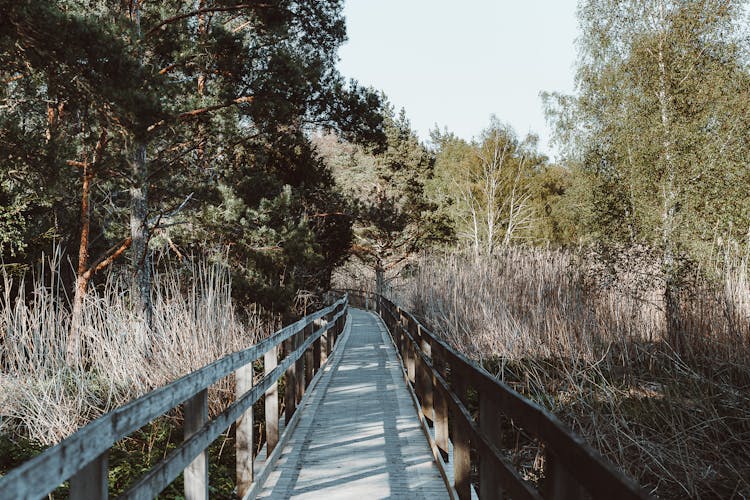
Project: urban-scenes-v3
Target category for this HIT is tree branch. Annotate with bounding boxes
[147,96,254,132]
[82,237,133,280]
[146,3,274,36]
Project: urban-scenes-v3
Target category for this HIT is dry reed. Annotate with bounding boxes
[394,247,750,498]
[0,250,268,446]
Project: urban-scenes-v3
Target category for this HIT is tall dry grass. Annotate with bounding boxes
[396,247,750,498]
[0,250,268,446]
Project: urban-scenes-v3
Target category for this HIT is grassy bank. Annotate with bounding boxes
[394,248,750,498]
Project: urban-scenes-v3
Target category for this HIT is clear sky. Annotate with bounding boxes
[337,1,580,158]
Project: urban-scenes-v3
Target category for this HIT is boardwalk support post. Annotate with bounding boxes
[480,391,505,499]
[313,319,323,375]
[296,326,306,403]
[285,335,297,423]
[324,313,333,360]
[406,319,416,384]
[545,449,584,500]
[70,452,108,499]
[264,346,279,453]
[432,341,450,462]
[305,335,314,387]
[453,417,472,499]
[417,324,434,424]
[236,363,254,497]
[184,389,208,500]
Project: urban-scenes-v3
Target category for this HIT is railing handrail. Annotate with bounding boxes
[0,294,349,499]
[346,290,651,500]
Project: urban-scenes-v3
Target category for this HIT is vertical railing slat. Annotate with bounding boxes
[264,346,279,454]
[295,326,306,404]
[418,324,434,423]
[236,363,254,498]
[184,389,208,500]
[69,451,108,500]
[480,391,505,499]
[545,448,584,500]
[432,341,450,462]
[284,334,297,423]
[313,319,322,375]
[453,414,472,499]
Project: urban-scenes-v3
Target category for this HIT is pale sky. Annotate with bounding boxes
[337,1,580,159]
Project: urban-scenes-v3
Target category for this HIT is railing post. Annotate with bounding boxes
[405,319,416,385]
[236,363,254,498]
[305,326,314,387]
[480,391,505,499]
[264,346,279,454]
[184,389,208,500]
[432,341,450,462]
[453,415,472,500]
[70,452,108,499]
[285,335,297,423]
[418,324,434,424]
[545,449,584,500]
[313,319,322,374]
[324,312,333,359]
[395,306,404,359]
[451,363,471,499]
[295,326,306,405]
[334,303,342,344]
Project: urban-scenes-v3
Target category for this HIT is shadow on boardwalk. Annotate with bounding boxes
[257,309,448,499]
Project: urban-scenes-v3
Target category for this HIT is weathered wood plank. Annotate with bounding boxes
[295,328,305,404]
[284,334,297,424]
[452,416,472,500]
[264,347,279,454]
[256,309,449,499]
[480,391,505,499]
[184,389,208,500]
[418,324,434,423]
[69,451,108,500]
[432,344,450,462]
[236,362,254,498]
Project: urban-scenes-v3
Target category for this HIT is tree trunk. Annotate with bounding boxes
[130,140,153,328]
[67,130,108,364]
[66,157,93,363]
[657,2,680,349]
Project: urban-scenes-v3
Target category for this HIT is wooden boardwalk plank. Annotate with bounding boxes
[256,308,450,499]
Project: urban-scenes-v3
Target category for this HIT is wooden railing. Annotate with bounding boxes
[0,294,348,499]
[347,289,651,500]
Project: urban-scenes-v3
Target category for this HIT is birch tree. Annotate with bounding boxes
[431,119,541,255]
[544,0,750,342]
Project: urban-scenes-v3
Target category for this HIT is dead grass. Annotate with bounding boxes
[0,250,271,446]
[395,247,750,498]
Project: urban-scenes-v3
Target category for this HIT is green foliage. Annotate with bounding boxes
[428,118,561,252]
[526,164,589,245]
[317,102,452,277]
[544,0,750,263]
[0,0,384,312]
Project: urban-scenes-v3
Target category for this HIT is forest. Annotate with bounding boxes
[2,0,750,497]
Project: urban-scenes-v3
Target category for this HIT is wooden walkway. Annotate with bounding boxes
[256,308,450,499]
